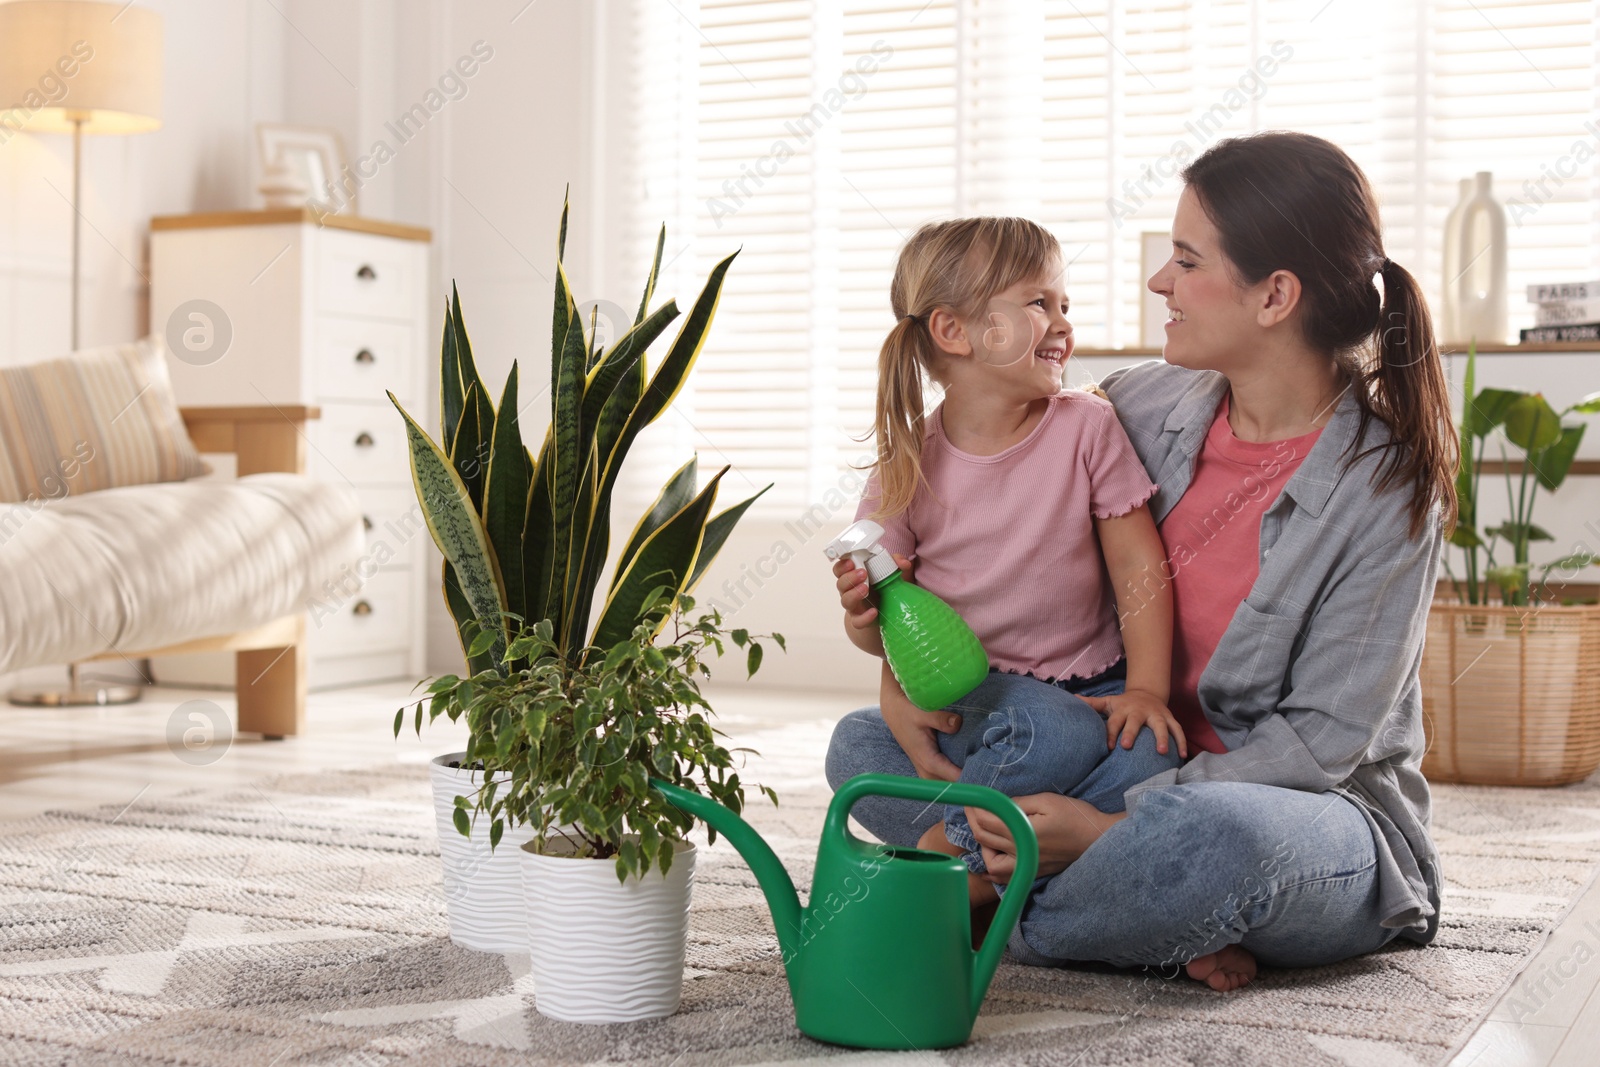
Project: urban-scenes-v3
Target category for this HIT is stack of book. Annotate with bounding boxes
[1524,281,1600,343]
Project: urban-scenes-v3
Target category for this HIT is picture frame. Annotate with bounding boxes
[255,123,354,215]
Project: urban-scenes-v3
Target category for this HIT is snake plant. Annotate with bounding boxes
[390,194,769,675]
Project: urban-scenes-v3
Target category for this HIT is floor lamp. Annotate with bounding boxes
[0,1,162,706]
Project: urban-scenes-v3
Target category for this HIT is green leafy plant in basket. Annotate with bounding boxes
[389,193,781,878]
[1448,342,1600,606]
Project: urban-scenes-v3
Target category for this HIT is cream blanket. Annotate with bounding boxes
[0,474,363,670]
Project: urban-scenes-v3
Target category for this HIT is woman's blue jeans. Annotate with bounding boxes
[825,697,1402,970]
[936,670,1183,874]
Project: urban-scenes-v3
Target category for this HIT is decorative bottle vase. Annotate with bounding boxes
[1454,171,1508,344]
[1439,178,1471,343]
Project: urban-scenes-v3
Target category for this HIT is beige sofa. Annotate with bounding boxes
[0,405,363,737]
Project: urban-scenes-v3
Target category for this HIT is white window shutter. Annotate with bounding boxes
[614,0,1600,519]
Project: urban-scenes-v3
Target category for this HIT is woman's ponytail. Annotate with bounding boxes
[1370,259,1459,535]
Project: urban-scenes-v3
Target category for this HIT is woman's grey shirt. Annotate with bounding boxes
[1103,360,1442,944]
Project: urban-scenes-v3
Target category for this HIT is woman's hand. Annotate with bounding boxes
[1081,690,1188,759]
[967,793,1126,880]
[879,663,962,782]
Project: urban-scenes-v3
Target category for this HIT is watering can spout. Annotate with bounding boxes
[649,780,805,960]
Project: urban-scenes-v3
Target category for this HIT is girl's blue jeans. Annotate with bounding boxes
[825,684,1403,970]
[937,668,1182,875]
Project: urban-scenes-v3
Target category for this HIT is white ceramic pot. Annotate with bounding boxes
[429,752,537,954]
[521,836,696,1022]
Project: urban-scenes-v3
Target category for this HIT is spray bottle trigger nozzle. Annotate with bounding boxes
[824,520,898,585]
[824,519,886,561]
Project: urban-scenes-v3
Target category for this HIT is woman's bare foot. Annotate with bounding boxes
[1185,945,1257,991]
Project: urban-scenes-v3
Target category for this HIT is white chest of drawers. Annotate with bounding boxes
[150,209,431,688]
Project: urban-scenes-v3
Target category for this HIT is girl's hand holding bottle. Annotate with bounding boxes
[833,554,965,781]
[879,662,963,782]
[832,552,911,656]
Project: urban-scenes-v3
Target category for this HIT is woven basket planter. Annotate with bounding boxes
[1421,599,1600,786]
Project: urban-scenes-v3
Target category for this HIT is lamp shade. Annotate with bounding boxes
[0,1,162,135]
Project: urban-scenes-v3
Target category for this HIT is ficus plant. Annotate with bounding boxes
[1447,343,1600,606]
[396,590,783,882]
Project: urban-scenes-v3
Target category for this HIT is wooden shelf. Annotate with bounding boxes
[151,209,431,243]
[1479,459,1600,477]
[1074,341,1600,358]
[180,404,320,424]
[1439,341,1599,355]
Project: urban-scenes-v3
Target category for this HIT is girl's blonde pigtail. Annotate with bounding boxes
[870,316,928,520]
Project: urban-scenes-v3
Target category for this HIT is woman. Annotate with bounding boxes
[824,131,1455,990]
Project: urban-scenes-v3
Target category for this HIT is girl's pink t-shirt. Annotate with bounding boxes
[856,390,1158,683]
[1160,394,1322,755]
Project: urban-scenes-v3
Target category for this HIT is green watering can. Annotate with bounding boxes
[652,773,1039,1050]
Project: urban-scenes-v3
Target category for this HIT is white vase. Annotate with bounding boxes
[429,752,537,954]
[1454,171,1508,344]
[1439,177,1472,343]
[521,836,695,1023]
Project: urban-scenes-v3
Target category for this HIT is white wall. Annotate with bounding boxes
[386,0,597,674]
[0,0,289,364]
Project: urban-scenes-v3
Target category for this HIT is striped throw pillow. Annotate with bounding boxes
[0,336,207,503]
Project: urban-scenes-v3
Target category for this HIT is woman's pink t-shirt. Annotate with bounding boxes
[1160,394,1321,754]
[856,391,1158,683]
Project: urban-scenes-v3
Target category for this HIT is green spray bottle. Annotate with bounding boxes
[826,519,990,710]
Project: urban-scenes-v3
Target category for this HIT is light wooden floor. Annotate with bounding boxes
[1,675,1596,1065]
[1443,863,1600,1066]
[0,676,841,821]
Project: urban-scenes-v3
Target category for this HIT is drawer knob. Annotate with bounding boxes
[354,348,376,364]
[354,432,375,448]
[355,264,378,281]
[362,515,374,531]
[352,600,374,616]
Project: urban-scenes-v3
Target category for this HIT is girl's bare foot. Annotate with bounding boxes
[967,871,999,908]
[1185,945,1257,991]
[971,899,999,948]
[916,824,999,907]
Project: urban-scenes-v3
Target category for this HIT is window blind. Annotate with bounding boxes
[616,0,1600,518]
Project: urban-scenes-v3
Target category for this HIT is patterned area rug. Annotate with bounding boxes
[0,750,1597,1066]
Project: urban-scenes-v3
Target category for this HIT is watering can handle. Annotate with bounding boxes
[824,773,1040,1018]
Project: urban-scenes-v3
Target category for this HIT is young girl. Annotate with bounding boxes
[833,217,1187,897]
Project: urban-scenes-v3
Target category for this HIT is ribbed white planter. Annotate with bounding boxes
[521,836,696,1023]
[429,752,537,954]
